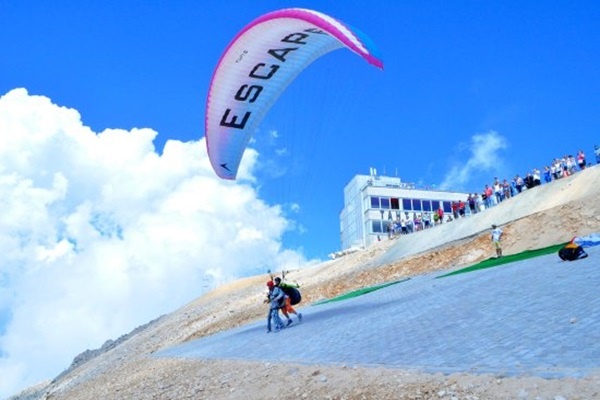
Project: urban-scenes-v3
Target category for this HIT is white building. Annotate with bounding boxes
[339,170,471,250]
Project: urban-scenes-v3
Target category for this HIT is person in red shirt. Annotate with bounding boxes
[577,150,586,170]
[437,206,444,224]
[458,200,466,217]
[485,184,494,208]
[451,201,459,219]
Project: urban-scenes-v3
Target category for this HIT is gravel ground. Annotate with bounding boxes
[9,167,600,400]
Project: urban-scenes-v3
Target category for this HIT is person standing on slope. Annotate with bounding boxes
[274,277,302,326]
[491,224,503,258]
[265,280,285,333]
[577,150,586,170]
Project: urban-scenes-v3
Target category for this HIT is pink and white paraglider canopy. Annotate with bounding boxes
[205,8,383,180]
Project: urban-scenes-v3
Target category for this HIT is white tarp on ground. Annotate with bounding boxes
[574,233,600,248]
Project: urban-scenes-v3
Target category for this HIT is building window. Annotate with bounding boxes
[412,199,422,211]
[380,197,390,209]
[370,197,379,209]
[443,201,452,213]
[371,220,384,233]
[390,197,400,210]
[432,200,440,211]
[422,200,432,212]
[402,198,412,211]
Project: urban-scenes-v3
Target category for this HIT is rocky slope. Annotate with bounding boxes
[11,166,600,400]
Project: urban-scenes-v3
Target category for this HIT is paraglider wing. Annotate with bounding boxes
[205,8,383,179]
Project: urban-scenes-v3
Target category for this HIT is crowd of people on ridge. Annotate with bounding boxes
[383,149,594,239]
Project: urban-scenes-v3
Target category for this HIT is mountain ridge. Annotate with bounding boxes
[10,166,600,400]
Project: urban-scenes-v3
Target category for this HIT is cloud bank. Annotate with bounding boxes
[439,130,508,191]
[0,88,307,397]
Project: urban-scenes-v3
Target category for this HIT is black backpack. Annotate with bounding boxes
[558,244,588,261]
[281,286,302,305]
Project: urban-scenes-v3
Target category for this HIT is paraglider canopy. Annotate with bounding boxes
[205,8,383,180]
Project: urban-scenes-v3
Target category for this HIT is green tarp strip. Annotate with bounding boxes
[312,242,567,306]
[312,278,410,306]
[436,242,568,279]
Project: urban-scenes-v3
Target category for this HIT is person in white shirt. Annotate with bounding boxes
[491,224,503,258]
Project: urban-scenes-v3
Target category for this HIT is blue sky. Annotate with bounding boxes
[0,1,598,396]
[2,1,599,257]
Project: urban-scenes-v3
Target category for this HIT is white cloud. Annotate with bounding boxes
[289,203,301,214]
[439,130,508,190]
[0,88,308,397]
